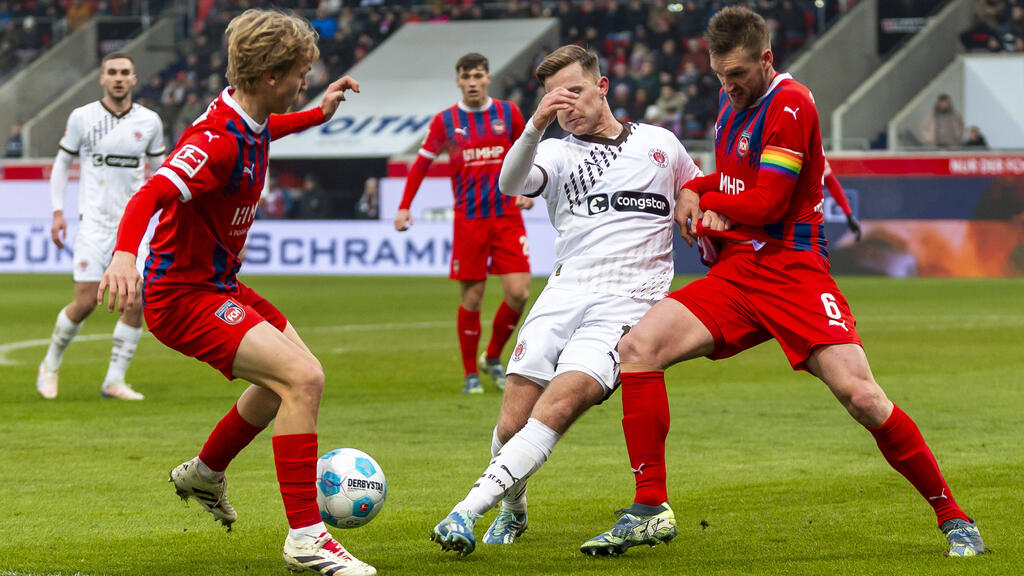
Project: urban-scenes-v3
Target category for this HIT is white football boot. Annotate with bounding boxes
[36,362,58,399]
[169,457,236,529]
[101,381,145,400]
[283,531,376,575]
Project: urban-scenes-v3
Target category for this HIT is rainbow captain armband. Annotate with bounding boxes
[759,145,803,181]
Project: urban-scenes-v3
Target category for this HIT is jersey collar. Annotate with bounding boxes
[222,87,267,134]
[457,97,493,113]
[751,72,792,109]
[573,121,631,146]
[99,100,134,119]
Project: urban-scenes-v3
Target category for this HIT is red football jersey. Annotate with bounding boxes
[700,73,828,257]
[142,89,319,298]
[419,98,525,219]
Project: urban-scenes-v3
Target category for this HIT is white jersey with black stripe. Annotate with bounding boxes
[58,101,165,228]
[531,122,702,300]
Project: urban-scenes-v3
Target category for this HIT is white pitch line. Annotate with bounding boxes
[0,571,105,576]
[0,321,453,366]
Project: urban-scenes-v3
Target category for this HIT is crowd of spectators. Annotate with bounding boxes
[961,0,1024,53]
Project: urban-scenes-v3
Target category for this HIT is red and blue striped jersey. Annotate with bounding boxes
[419,98,525,219]
[700,73,828,258]
[142,88,318,298]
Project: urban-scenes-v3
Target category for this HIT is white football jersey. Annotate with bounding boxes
[530,122,702,300]
[58,101,165,228]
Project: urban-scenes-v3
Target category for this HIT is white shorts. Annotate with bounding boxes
[72,220,149,283]
[507,285,655,396]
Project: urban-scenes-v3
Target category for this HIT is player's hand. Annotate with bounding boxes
[702,210,732,232]
[846,214,862,241]
[515,196,534,210]
[394,208,413,231]
[532,87,578,132]
[675,188,701,247]
[320,76,360,121]
[98,251,142,314]
[51,210,67,249]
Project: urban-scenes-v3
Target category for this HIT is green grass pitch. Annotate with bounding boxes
[1,274,1022,576]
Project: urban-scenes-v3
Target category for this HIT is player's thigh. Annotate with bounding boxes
[498,272,531,308]
[506,286,584,386]
[531,370,606,434]
[749,254,862,370]
[619,297,716,369]
[668,274,772,362]
[232,321,322,397]
[450,218,489,281]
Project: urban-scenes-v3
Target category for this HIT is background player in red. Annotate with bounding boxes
[394,52,533,394]
[583,6,984,559]
[98,9,375,575]
[824,157,861,240]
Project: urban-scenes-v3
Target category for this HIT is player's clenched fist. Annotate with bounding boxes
[98,250,142,314]
[320,76,360,120]
[531,87,578,132]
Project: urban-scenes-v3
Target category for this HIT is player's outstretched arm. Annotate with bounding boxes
[98,251,141,314]
[319,76,360,121]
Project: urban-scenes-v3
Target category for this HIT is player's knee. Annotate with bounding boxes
[287,357,325,406]
[506,287,529,310]
[496,412,527,444]
[618,331,655,366]
[843,379,887,425]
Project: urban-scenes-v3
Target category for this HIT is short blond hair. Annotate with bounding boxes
[225,9,320,92]
[535,45,600,85]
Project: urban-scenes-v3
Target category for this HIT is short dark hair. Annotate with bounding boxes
[456,53,489,73]
[101,52,134,66]
[535,44,600,85]
[704,6,769,60]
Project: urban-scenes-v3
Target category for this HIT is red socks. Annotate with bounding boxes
[198,404,265,472]
[486,301,522,360]
[457,306,481,376]
[868,404,966,525]
[621,371,670,506]
[273,433,322,529]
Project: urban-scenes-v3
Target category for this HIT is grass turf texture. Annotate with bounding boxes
[1,274,1021,576]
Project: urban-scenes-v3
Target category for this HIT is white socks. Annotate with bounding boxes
[43,307,82,370]
[289,521,329,543]
[492,426,528,513]
[103,320,143,386]
[454,418,560,516]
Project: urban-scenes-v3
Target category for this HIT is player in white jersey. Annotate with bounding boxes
[36,52,165,401]
[430,45,702,556]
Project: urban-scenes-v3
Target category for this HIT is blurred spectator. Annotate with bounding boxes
[175,91,206,128]
[260,176,292,220]
[963,126,989,149]
[312,7,337,40]
[356,177,379,219]
[633,59,660,100]
[962,0,1006,49]
[5,122,22,157]
[66,0,94,32]
[920,94,964,148]
[291,174,330,219]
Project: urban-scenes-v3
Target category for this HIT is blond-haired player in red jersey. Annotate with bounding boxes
[583,6,984,559]
[98,9,375,575]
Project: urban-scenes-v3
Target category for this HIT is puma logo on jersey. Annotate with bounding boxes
[829,319,848,331]
[784,106,800,120]
[454,127,468,137]
[242,163,255,181]
[204,130,219,142]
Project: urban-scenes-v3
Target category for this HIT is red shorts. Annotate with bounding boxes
[144,283,288,379]
[670,243,861,370]
[450,215,530,281]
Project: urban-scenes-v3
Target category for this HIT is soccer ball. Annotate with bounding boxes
[316,448,387,528]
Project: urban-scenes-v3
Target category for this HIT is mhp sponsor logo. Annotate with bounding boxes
[611,191,670,216]
[215,299,246,325]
